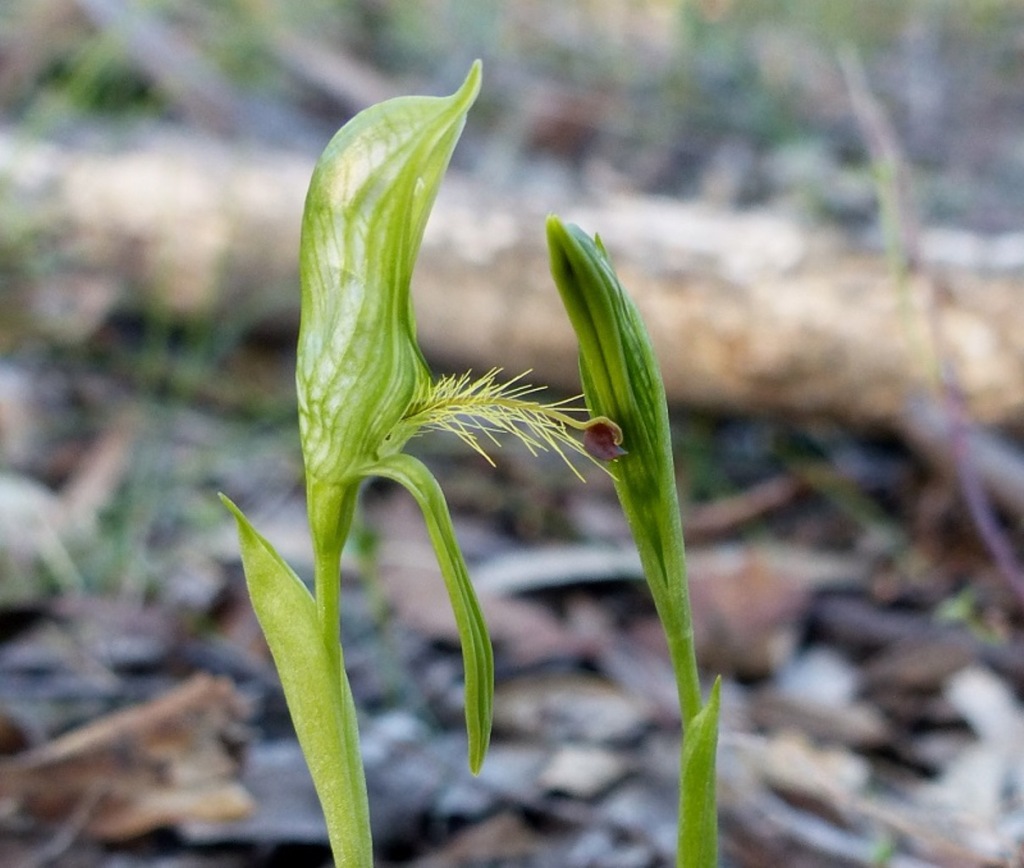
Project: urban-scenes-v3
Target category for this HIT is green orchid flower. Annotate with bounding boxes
[222,63,618,867]
[547,216,721,868]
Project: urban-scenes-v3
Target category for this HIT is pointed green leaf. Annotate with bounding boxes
[369,454,493,772]
[679,678,721,868]
[220,495,371,867]
[298,62,482,485]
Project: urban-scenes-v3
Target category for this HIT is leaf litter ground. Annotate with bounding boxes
[1,340,1022,866]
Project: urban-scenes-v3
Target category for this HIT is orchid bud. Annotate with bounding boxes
[546,216,686,604]
[547,217,720,867]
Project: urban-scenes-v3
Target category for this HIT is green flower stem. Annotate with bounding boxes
[306,482,365,860]
[680,680,721,867]
[307,479,359,670]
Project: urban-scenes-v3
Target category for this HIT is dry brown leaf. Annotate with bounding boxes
[861,637,975,693]
[0,673,253,840]
[372,494,586,664]
[0,407,138,594]
[537,744,630,799]
[411,810,544,866]
[688,544,860,678]
[731,729,871,807]
[493,673,653,744]
[747,689,890,751]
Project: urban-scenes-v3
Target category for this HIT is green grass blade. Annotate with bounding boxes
[220,495,371,867]
[369,453,494,773]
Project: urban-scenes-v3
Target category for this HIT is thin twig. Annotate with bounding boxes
[16,784,105,868]
[684,475,806,543]
[840,47,1024,610]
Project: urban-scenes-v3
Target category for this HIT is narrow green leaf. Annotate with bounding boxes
[679,678,721,868]
[219,495,371,868]
[369,454,494,773]
[298,62,482,485]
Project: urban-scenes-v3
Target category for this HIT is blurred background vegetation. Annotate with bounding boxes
[5,0,1024,221]
[2,0,1023,597]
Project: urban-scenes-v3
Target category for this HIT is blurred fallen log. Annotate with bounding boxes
[0,673,252,840]
[3,128,1024,431]
[268,30,404,113]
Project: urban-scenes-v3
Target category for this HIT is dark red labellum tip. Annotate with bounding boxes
[583,419,626,461]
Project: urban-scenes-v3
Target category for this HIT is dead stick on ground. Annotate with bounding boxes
[841,47,1024,609]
